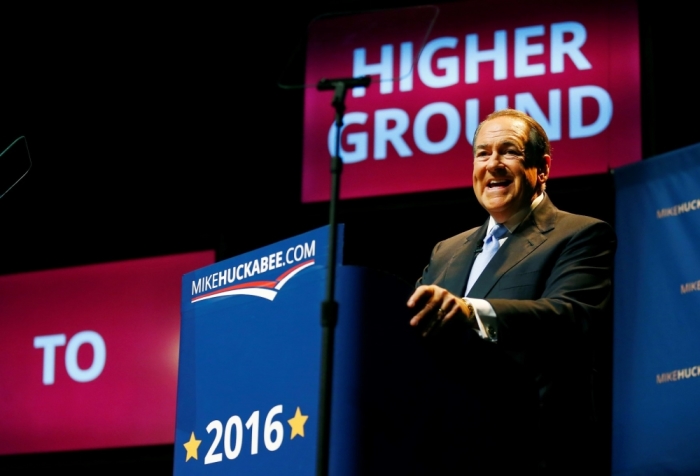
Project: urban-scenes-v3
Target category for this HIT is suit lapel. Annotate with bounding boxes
[440,222,488,296]
[466,196,558,299]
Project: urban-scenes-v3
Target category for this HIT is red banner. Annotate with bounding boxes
[0,251,214,455]
[302,0,640,202]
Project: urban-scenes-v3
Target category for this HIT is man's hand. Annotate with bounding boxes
[407,285,476,337]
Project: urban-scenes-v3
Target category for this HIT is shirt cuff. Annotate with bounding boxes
[464,297,497,341]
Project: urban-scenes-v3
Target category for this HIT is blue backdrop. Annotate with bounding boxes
[613,143,700,475]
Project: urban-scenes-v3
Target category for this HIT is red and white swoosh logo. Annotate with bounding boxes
[191,259,315,303]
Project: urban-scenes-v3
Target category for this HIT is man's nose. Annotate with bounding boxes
[485,153,506,171]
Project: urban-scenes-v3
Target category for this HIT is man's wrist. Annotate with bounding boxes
[462,297,476,328]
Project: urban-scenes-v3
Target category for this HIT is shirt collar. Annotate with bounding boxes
[487,192,545,235]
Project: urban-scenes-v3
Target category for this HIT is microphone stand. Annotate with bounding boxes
[315,75,370,476]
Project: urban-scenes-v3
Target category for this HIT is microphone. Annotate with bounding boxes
[316,76,371,91]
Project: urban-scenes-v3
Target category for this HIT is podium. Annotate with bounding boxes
[173,226,425,475]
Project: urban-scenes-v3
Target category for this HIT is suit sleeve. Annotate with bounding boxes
[416,240,443,288]
[482,220,616,352]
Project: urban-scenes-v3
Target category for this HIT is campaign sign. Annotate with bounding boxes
[174,227,336,475]
[613,144,700,475]
[174,226,426,475]
[0,251,214,455]
[303,0,640,201]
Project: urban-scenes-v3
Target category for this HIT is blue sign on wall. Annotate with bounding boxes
[613,144,700,475]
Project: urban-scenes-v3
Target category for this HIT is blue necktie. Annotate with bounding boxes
[465,223,508,295]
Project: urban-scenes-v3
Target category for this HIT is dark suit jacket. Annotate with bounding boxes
[416,195,616,475]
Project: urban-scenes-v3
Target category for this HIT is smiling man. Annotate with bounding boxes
[407,109,615,475]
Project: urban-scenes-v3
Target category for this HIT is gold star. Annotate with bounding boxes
[287,407,309,439]
[183,432,201,462]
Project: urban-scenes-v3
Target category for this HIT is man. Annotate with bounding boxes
[407,109,615,475]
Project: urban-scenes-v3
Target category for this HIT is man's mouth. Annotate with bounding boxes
[487,179,512,189]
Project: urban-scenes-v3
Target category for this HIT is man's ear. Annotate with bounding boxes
[538,155,551,183]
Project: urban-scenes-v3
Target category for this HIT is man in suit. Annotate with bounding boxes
[407,109,615,475]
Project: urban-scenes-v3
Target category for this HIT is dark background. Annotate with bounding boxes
[0,0,696,473]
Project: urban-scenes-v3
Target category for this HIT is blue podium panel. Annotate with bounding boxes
[173,226,418,475]
[175,270,323,474]
[613,145,700,475]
